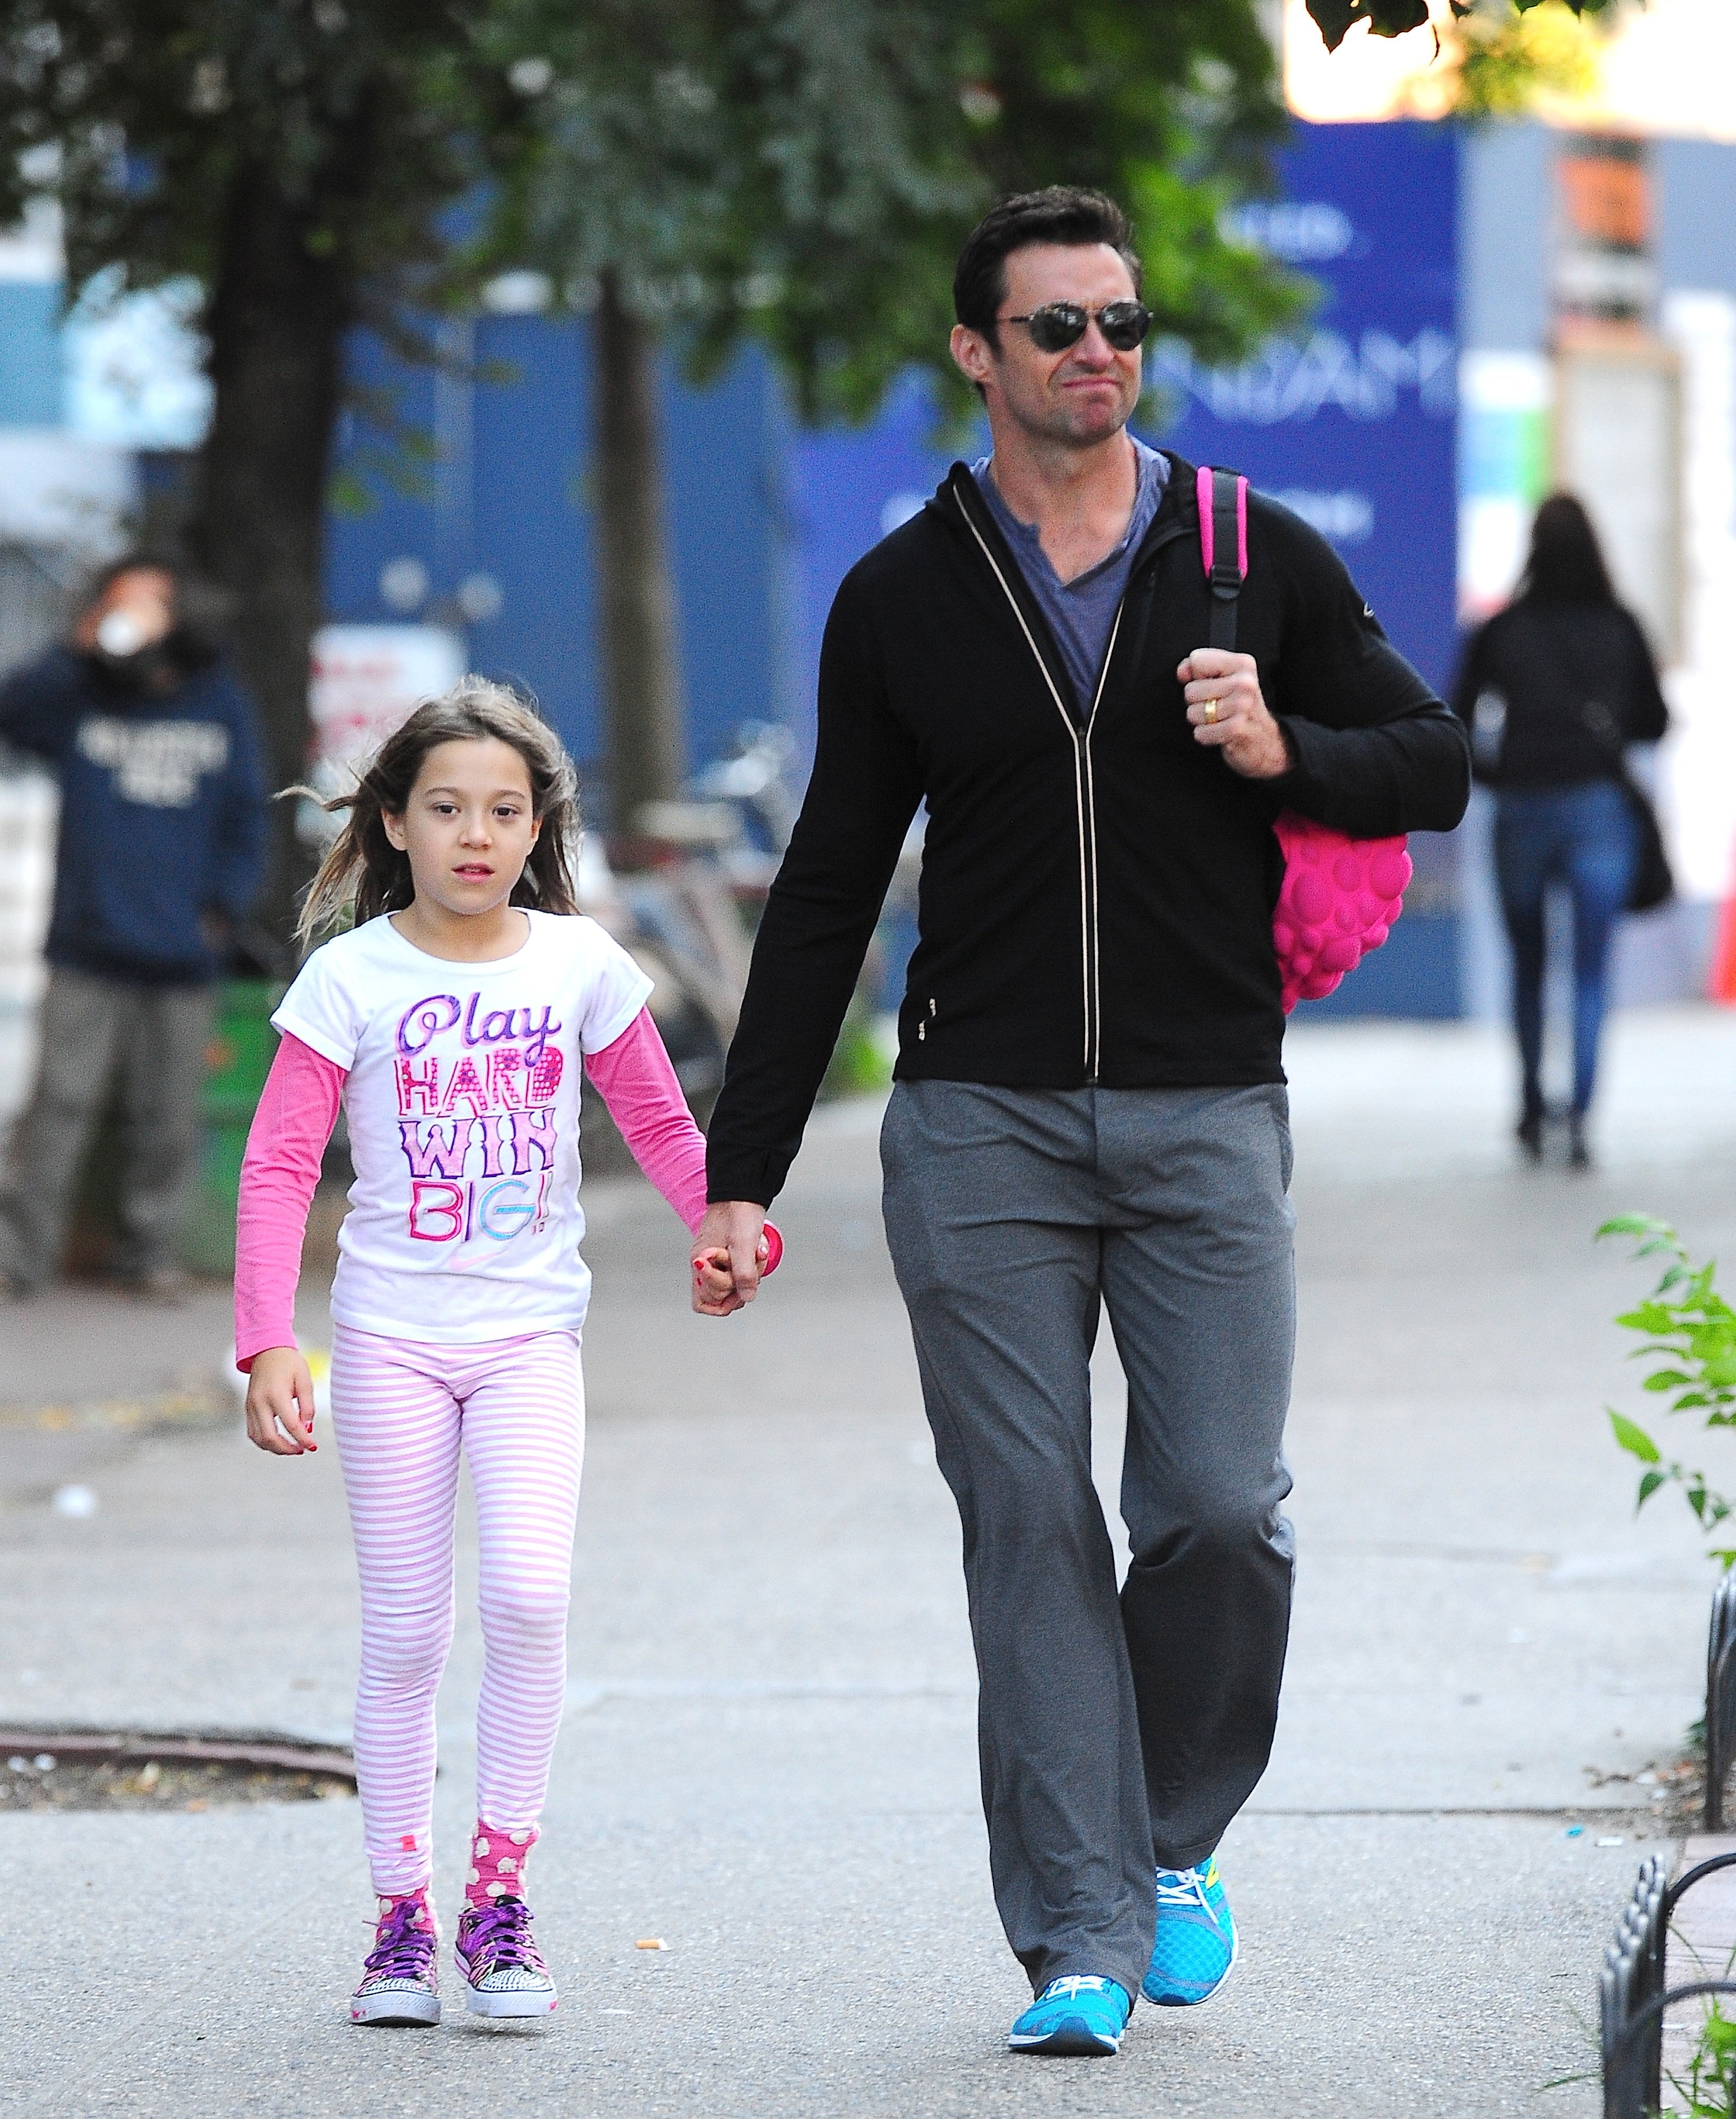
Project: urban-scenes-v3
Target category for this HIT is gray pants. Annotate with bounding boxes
[0,967,214,1287]
[880,1079,1296,2000]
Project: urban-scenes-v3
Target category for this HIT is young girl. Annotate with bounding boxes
[237,680,775,2025]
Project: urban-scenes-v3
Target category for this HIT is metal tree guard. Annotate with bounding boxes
[1601,1850,1736,2118]
[1704,1573,1736,1831]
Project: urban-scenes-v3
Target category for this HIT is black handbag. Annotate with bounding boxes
[1580,697,1674,914]
[1619,778,1674,914]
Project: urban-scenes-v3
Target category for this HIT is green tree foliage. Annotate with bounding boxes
[0,1,525,310]
[1304,0,1620,49]
[505,0,1299,426]
[0,0,543,933]
[1446,1,1600,119]
[497,0,1301,820]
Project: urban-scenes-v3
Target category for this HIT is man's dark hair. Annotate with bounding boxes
[953,187,1143,349]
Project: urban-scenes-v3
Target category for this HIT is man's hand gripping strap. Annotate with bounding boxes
[1194,464,1411,1013]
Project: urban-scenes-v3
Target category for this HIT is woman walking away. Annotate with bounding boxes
[234,682,775,2026]
[1452,494,1668,1168]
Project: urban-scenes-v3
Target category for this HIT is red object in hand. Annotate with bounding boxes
[692,1219,782,1288]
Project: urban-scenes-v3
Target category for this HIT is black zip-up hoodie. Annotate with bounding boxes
[707,452,1470,1206]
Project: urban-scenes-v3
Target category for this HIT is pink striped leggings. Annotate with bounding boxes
[329,1323,584,1896]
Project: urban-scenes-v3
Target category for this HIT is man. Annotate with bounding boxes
[0,556,267,1297]
[697,189,1469,2055]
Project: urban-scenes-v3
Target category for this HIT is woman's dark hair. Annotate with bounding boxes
[1518,493,1617,606]
[953,187,1142,345]
[296,678,581,942]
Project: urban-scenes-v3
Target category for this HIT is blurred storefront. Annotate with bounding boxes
[1455,120,1736,1020]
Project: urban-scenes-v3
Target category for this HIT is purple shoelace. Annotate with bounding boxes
[363,1899,436,1982]
[459,1897,545,1973]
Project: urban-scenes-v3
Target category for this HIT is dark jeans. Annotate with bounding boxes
[880,1079,1296,1999]
[1494,779,1636,1118]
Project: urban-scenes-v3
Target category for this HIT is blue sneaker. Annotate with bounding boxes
[1008,1974,1130,2057]
[1142,1857,1238,2006]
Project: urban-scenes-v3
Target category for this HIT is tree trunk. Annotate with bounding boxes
[593,267,686,832]
[189,164,355,954]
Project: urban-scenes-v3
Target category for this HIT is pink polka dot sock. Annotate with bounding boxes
[466,1820,538,1911]
[372,1886,437,1949]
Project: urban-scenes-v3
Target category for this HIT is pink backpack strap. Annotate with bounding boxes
[1195,465,1248,652]
[1191,462,1413,1013]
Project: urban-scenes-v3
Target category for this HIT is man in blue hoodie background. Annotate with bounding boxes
[0,555,268,1297]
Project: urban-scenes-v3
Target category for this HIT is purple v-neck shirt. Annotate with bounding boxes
[972,437,1168,711]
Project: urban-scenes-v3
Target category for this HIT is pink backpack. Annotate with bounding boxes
[1197,466,1411,1013]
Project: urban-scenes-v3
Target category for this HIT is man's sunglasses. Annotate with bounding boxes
[999,300,1154,354]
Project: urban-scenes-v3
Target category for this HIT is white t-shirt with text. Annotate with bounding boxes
[272,909,652,1342]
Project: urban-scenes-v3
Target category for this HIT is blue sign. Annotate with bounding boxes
[1150,119,1459,697]
[1152,119,1463,1019]
[788,373,976,761]
[790,123,1460,720]
[324,323,796,790]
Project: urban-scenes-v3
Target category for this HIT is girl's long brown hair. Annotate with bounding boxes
[296,678,581,944]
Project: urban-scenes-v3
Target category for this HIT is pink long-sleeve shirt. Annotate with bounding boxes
[234,1006,774,1368]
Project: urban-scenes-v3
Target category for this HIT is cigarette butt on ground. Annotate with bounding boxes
[635,1937,668,1951]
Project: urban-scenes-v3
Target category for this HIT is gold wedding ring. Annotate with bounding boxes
[1202,697,1219,724]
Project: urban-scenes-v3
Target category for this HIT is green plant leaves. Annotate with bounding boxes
[1602,1217,1736,1559]
[1609,1411,1661,1464]
[1668,1989,1736,2113]
[1617,1303,1677,1334]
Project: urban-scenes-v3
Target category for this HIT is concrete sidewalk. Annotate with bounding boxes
[3,1005,1734,2114]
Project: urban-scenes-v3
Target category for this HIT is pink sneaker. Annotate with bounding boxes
[455,1898,557,2017]
[351,1894,440,2026]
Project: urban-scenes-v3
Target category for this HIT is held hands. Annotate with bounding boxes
[244,1345,318,1455]
[1179,649,1291,781]
[692,1200,770,1316]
